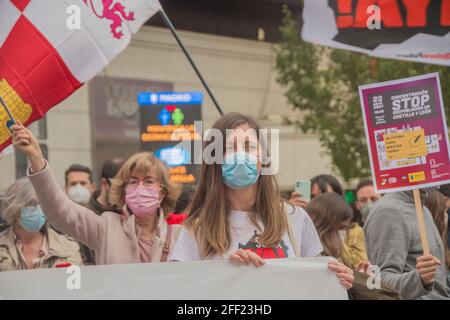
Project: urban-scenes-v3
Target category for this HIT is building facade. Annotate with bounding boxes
[0,1,335,193]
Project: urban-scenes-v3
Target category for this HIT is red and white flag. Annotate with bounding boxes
[0,0,162,151]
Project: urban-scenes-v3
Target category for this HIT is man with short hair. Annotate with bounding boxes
[88,158,125,216]
[65,164,95,206]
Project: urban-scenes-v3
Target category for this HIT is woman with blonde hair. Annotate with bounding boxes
[170,113,354,289]
[0,178,83,271]
[10,122,181,265]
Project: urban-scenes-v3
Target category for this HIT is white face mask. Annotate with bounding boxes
[338,230,347,242]
[360,200,376,222]
[68,184,91,205]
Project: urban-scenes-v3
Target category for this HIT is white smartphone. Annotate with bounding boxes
[295,180,311,201]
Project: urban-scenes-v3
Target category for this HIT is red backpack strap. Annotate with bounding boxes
[160,224,172,263]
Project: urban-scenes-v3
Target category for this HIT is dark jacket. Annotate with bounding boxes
[88,190,121,216]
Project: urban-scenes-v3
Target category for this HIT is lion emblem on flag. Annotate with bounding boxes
[83,0,135,39]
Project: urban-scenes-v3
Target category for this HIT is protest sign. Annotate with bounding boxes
[359,72,450,254]
[359,73,450,194]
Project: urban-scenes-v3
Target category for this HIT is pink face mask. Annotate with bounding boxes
[125,186,161,218]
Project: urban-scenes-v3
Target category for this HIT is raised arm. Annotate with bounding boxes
[11,122,107,250]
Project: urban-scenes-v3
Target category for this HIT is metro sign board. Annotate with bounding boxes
[138,92,202,184]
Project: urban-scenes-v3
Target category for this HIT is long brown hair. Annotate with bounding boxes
[306,193,353,258]
[425,191,450,267]
[184,113,287,257]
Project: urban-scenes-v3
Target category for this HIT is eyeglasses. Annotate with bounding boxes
[125,177,161,189]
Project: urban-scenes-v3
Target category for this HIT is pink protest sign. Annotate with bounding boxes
[359,73,450,193]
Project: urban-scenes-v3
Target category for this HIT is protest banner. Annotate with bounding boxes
[359,72,450,254]
[0,257,348,300]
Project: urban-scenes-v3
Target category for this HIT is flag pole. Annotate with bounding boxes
[0,95,16,134]
[158,9,224,116]
[413,189,431,255]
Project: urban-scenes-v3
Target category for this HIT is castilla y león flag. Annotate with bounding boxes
[0,0,161,151]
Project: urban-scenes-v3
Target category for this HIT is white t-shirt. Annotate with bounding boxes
[169,205,323,261]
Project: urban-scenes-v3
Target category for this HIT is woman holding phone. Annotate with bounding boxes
[169,113,354,289]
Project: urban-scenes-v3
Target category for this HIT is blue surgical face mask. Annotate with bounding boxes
[19,205,46,232]
[221,152,259,189]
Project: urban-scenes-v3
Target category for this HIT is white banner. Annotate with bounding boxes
[0,257,348,300]
[302,0,450,66]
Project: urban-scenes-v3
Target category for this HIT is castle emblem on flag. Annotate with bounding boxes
[0,79,32,145]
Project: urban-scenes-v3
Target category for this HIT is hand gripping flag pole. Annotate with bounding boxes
[0,95,16,135]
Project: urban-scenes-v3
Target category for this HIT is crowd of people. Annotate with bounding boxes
[0,112,449,300]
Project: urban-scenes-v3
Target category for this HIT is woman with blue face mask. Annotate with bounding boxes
[0,178,84,271]
[170,113,355,290]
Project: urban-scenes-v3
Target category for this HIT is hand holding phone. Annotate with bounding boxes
[295,180,311,201]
